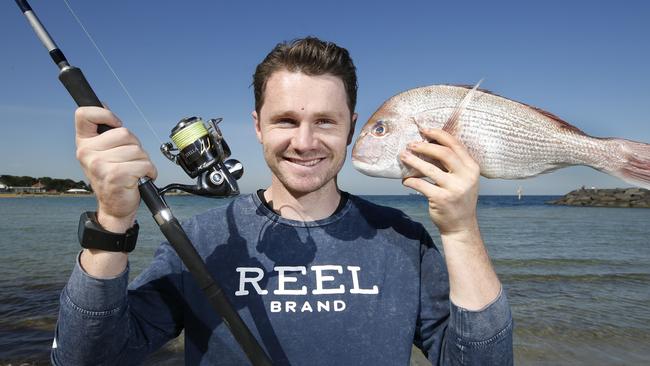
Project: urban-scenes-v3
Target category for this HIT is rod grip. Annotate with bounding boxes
[58,66,111,134]
[15,0,32,13]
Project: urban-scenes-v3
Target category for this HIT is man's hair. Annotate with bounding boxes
[253,36,358,115]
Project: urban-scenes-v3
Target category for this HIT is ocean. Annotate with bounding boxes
[0,195,648,365]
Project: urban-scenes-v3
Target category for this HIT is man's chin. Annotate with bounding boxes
[268,161,342,195]
[286,181,326,195]
[279,176,333,196]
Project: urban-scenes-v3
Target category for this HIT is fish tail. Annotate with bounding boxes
[603,138,650,189]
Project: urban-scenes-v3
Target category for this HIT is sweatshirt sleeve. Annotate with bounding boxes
[414,229,513,366]
[51,242,185,366]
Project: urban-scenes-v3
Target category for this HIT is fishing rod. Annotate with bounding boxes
[14,1,272,365]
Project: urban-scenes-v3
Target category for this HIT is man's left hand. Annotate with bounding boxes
[400,128,502,310]
[400,128,480,237]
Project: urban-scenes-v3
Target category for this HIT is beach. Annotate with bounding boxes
[1,195,648,365]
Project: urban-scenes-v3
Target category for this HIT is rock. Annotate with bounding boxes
[547,188,650,208]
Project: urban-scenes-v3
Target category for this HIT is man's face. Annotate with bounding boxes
[253,70,357,195]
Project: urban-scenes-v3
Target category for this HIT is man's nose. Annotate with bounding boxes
[292,123,318,151]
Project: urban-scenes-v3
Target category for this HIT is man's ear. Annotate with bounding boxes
[347,113,358,146]
[253,111,262,143]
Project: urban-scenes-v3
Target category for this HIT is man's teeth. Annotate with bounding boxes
[289,158,322,166]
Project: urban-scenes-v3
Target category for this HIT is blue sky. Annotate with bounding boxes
[1,0,649,195]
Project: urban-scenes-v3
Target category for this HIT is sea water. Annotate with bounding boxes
[0,195,648,365]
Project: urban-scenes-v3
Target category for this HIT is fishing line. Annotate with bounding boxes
[62,0,163,144]
[17,1,267,364]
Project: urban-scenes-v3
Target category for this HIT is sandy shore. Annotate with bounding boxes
[0,193,96,198]
[0,193,94,198]
[0,191,192,198]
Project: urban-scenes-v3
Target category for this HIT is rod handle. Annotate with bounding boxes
[58,66,112,134]
[15,0,32,13]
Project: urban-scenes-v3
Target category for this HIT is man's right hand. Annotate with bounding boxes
[75,106,157,276]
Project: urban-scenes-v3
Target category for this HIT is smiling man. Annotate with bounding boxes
[253,69,353,220]
[52,37,513,365]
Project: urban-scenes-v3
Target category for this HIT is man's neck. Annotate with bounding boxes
[263,179,341,221]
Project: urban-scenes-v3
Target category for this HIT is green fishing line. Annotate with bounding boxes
[172,120,208,150]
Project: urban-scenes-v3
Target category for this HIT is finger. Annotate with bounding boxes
[402,176,444,199]
[119,160,158,182]
[99,145,151,164]
[82,157,158,190]
[75,106,122,140]
[77,127,142,158]
[124,160,158,182]
[102,160,158,187]
[77,144,148,171]
[85,127,142,151]
[400,149,449,186]
[406,141,462,174]
[419,128,476,167]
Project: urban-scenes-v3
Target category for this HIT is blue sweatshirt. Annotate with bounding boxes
[52,193,513,365]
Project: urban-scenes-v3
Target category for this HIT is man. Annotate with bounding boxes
[53,37,512,365]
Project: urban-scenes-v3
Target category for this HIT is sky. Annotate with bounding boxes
[1,0,649,195]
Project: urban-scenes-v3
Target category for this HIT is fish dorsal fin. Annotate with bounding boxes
[442,79,482,135]
[454,84,585,135]
[454,84,494,94]
[526,106,585,134]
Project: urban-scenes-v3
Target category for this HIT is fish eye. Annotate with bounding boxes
[370,121,388,137]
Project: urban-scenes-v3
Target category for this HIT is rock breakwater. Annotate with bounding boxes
[547,187,650,208]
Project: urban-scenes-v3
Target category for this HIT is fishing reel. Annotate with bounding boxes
[159,117,243,197]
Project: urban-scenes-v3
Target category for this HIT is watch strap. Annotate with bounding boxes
[78,211,139,252]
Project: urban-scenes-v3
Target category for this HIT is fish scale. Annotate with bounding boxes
[352,85,650,189]
[461,110,580,178]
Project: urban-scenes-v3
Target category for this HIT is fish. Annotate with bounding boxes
[351,83,650,189]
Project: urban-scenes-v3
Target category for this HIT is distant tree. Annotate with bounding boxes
[1,175,36,187]
[0,174,90,192]
[77,180,90,191]
[40,176,53,189]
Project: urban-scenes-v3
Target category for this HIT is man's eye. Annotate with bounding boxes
[316,119,334,127]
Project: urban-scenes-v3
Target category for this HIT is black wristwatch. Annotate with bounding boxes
[78,211,139,252]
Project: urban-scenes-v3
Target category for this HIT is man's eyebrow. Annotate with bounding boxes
[267,110,300,120]
[267,110,345,121]
[312,111,343,120]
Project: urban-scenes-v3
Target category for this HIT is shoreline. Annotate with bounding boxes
[0,192,557,198]
[0,193,94,198]
[0,192,193,198]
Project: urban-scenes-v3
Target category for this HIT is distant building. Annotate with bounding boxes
[65,188,91,194]
[0,181,8,192]
[11,182,46,193]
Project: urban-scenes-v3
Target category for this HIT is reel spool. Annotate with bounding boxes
[160,117,243,197]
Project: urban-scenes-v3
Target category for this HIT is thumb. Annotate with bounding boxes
[75,106,122,140]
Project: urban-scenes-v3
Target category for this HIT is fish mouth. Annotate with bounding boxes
[350,152,373,165]
[351,159,375,175]
[351,140,378,165]
[351,158,388,178]
[351,144,384,176]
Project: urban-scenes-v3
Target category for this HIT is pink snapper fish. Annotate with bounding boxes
[352,82,650,189]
